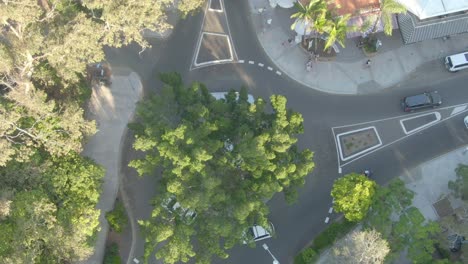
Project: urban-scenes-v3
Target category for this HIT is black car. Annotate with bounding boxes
[402,91,442,112]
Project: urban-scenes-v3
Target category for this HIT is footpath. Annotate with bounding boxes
[247,0,468,94]
[82,68,143,264]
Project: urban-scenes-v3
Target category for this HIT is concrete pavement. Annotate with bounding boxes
[82,68,143,264]
[247,0,468,94]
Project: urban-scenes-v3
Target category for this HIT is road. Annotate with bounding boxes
[107,0,468,263]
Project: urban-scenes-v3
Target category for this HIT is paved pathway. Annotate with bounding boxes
[82,68,142,264]
[248,0,468,94]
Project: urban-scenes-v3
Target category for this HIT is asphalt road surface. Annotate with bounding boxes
[107,0,468,263]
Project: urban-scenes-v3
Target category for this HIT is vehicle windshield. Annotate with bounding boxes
[447,57,453,67]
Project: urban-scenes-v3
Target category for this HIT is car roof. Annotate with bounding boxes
[405,93,430,106]
[448,52,468,65]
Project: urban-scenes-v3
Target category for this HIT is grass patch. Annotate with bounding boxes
[106,200,128,233]
[104,242,121,264]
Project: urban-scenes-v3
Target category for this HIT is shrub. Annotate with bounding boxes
[106,200,128,233]
[312,219,356,252]
[294,247,318,264]
[104,243,121,264]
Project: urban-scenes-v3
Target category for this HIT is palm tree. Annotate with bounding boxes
[371,0,407,35]
[290,0,329,44]
[323,14,355,52]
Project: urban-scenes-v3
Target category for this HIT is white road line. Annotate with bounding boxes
[332,127,342,172]
[208,0,224,12]
[193,32,234,67]
[324,217,329,224]
[276,71,282,75]
[339,108,468,168]
[332,103,468,129]
[399,112,441,135]
[238,60,244,63]
[258,63,264,67]
[190,1,209,71]
[248,61,254,64]
[328,207,333,214]
[336,126,382,161]
[223,0,238,60]
[267,67,273,71]
[451,105,467,116]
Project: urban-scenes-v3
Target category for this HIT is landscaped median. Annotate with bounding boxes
[294,219,357,264]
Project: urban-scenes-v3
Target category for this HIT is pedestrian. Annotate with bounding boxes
[365,59,371,68]
[282,38,293,46]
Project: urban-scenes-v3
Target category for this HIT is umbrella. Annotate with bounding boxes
[293,18,312,35]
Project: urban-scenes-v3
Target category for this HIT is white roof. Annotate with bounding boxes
[400,0,468,19]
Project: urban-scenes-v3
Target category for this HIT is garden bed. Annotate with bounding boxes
[301,37,336,61]
[337,127,381,160]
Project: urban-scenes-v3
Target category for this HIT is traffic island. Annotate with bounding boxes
[336,126,382,161]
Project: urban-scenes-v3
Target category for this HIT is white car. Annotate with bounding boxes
[242,222,275,244]
[210,91,254,104]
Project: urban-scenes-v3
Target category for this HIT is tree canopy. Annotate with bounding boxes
[130,73,314,263]
[331,173,376,222]
[329,228,390,264]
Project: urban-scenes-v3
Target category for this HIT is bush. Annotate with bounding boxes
[106,200,128,233]
[104,243,121,264]
[294,247,318,264]
[312,219,356,252]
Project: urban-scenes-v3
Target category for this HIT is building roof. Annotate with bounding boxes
[400,0,468,20]
[298,0,380,16]
[397,12,468,43]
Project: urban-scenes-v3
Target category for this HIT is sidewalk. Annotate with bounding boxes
[82,68,143,264]
[247,0,468,94]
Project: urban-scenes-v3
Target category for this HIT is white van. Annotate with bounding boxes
[445,52,468,72]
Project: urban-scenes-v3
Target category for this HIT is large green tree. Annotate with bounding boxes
[130,73,314,263]
[0,0,204,165]
[331,173,377,222]
[0,152,104,263]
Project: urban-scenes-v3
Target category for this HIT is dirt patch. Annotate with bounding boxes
[339,128,380,159]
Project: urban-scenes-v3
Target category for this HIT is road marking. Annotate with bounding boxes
[324,217,329,223]
[193,32,234,68]
[335,126,382,161]
[208,0,224,12]
[238,60,244,63]
[328,207,333,214]
[339,108,468,168]
[249,60,254,64]
[267,67,273,71]
[276,71,282,75]
[258,63,264,67]
[133,258,140,264]
[451,105,467,116]
[399,112,441,135]
[332,102,468,129]
[338,167,342,173]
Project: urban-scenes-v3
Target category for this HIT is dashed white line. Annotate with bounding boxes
[276,71,282,75]
[328,207,333,214]
[267,67,273,71]
[238,60,244,63]
[258,63,264,67]
[324,217,330,224]
[248,60,254,64]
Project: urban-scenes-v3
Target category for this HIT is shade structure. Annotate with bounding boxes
[269,0,296,8]
[293,18,312,35]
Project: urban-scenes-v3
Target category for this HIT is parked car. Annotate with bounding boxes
[211,91,254,104]
[445,52,468,72]
[242,222,275,244]
[401,91,442,112]
[161,196,197,224]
